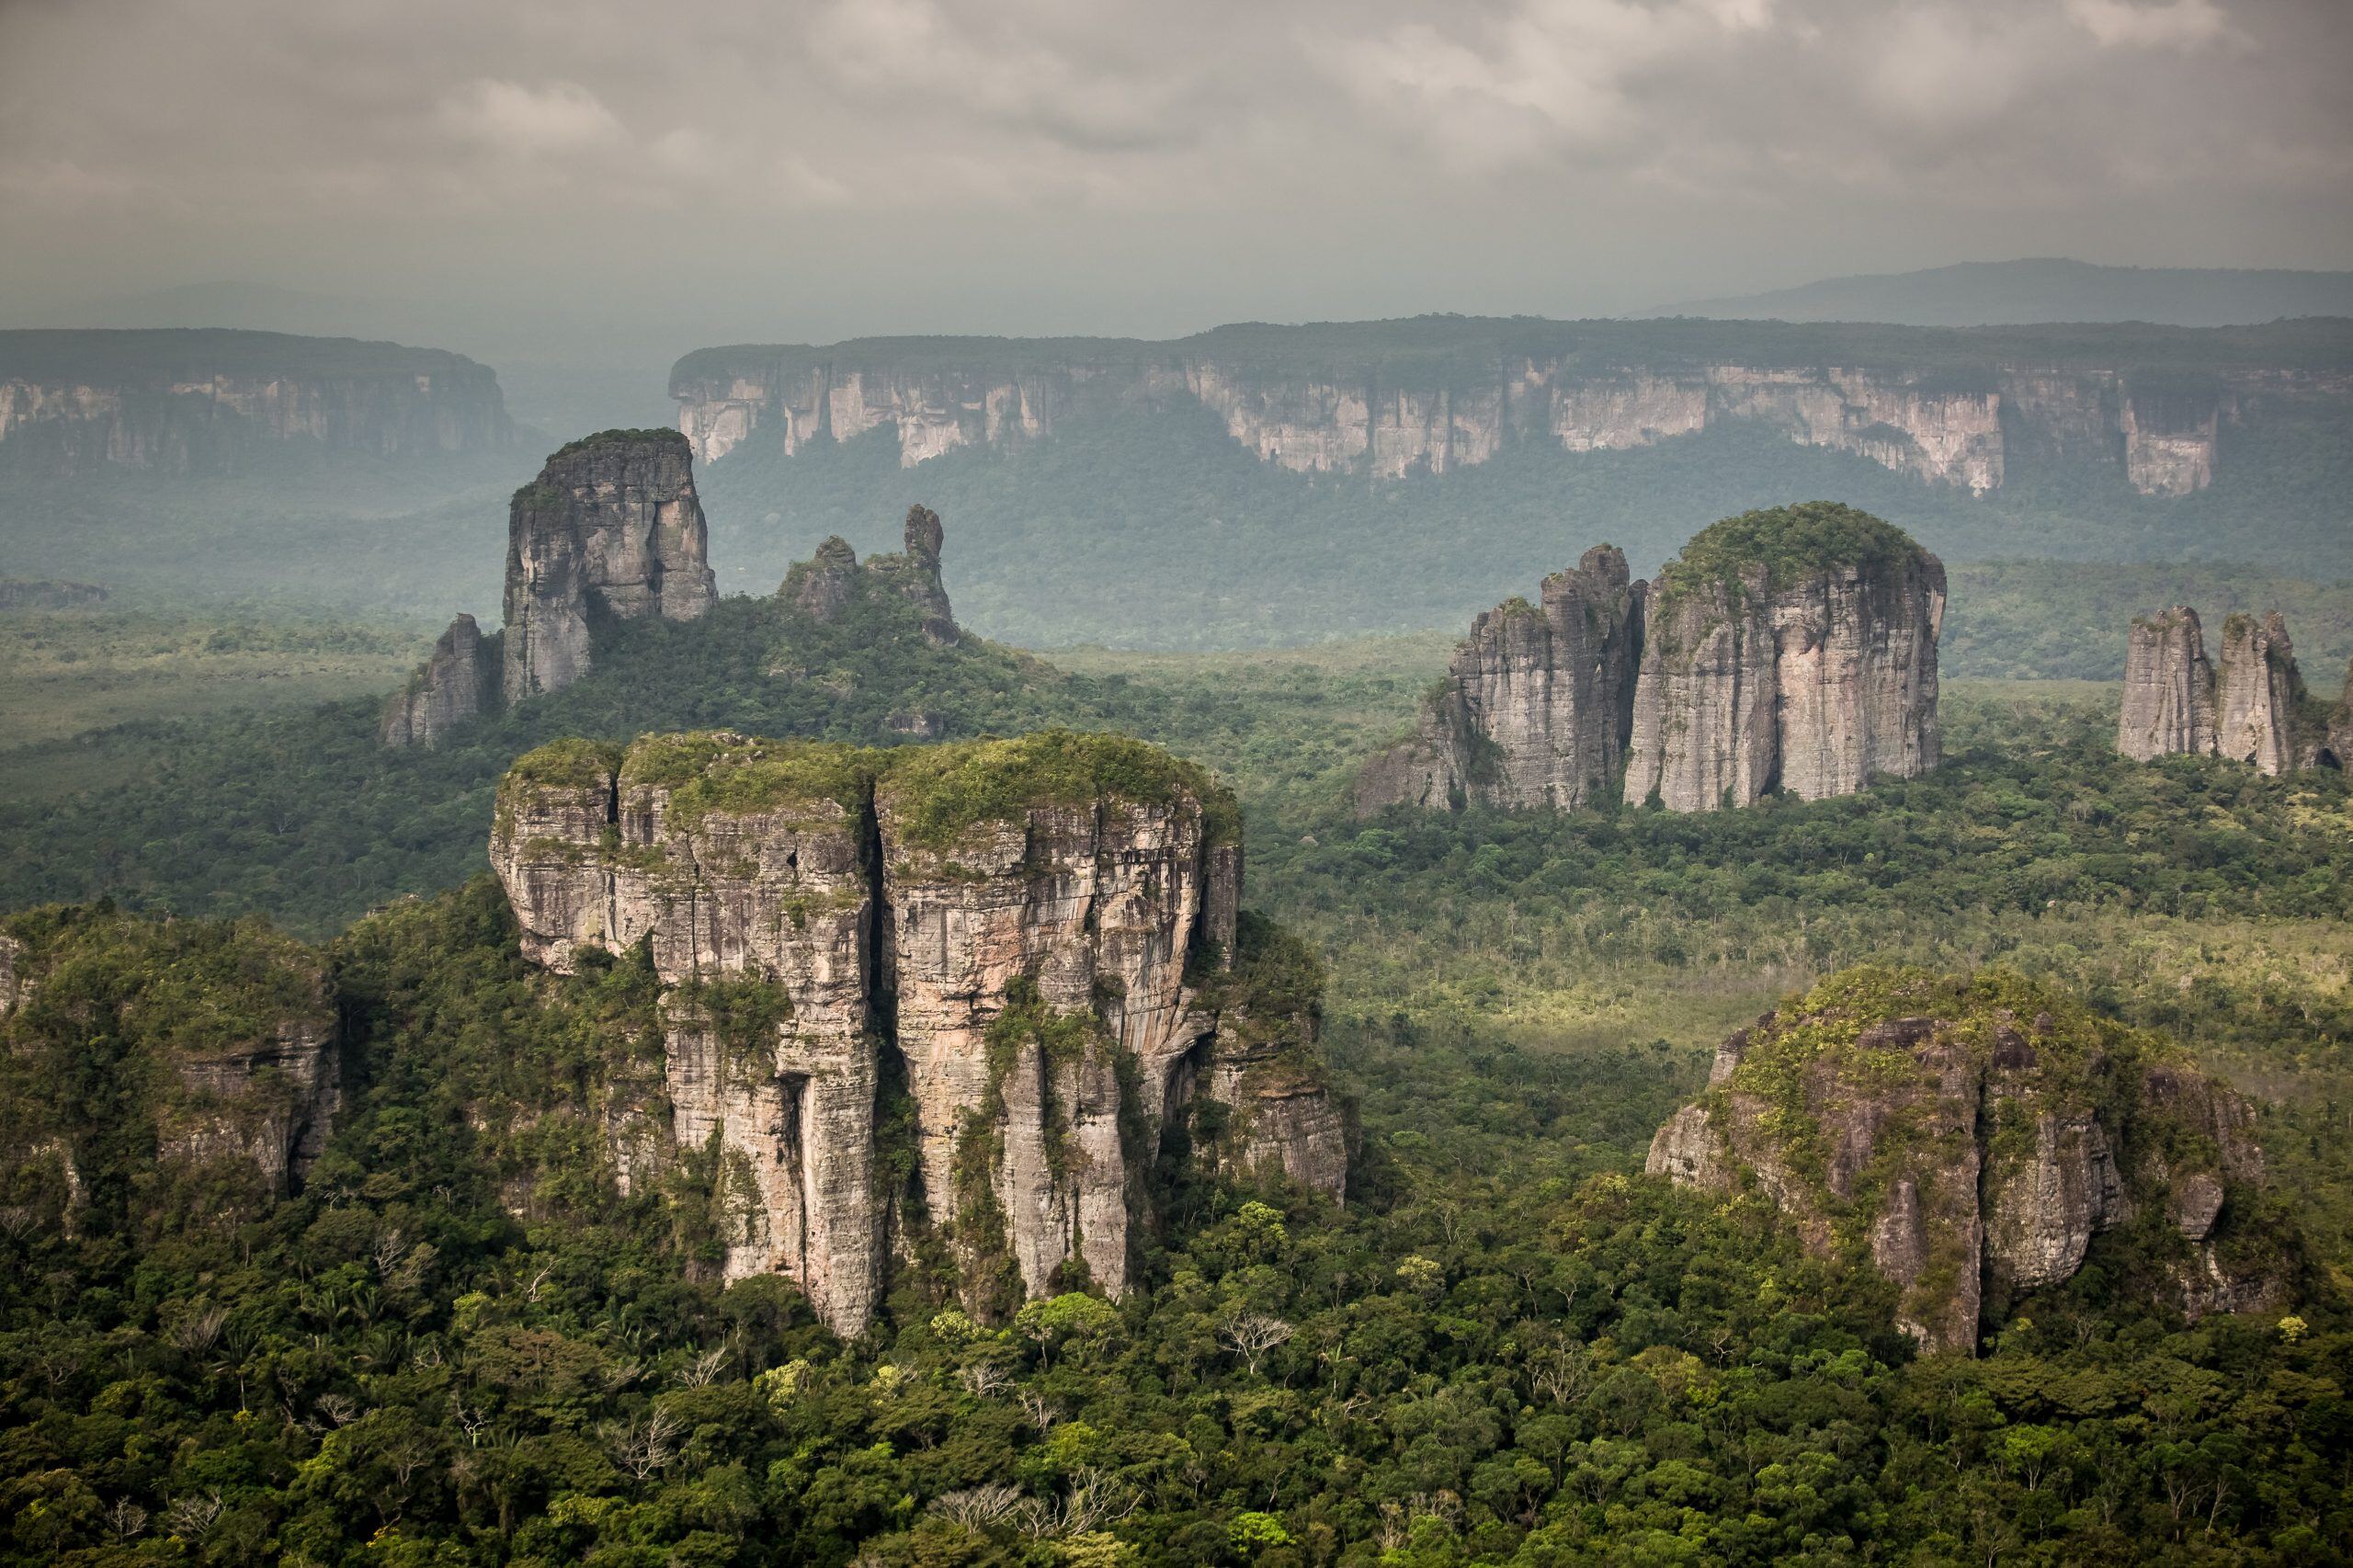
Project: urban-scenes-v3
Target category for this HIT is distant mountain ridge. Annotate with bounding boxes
[1652,258,2353,328]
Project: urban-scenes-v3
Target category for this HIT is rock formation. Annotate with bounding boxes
[779,505,960,646]
[2116,608,2217,761]
[670,319,2353,497]
[380,613,497,747]
[491,729,1341,1335]
[1356,546,1646,814]
[501,429,718,703]
[0,913,340,1229]
[0,328,511,476]
[2114,605,2337,774]
[1647,968,2289,1353]
[1361,506,1945,818]
[2214,612,2302,775]
[1623,506,1944,812]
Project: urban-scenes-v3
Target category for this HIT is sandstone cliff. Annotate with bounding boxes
[492,729,1341,1335]
[0,328,511,476]
[1646,968,2290,1353]
[380,613,497,747]
[502,429,718,702]
[2116,608,2217,761]
[671,319,2353,497]
[0,912,340,1233]
[2115,605,2337,774]
[1621,505,1944,812]
[1356,545,1646,814]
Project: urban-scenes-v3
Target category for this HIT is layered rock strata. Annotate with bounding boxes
[672,319,2353,496]
[492,730,1339,1335]
[1356,546,1647,814]
[1647,969,2285,1353]
[1623,506,1945,811]
[0,328,511,475]
[502,429,718,702]
[2115,605,2339,774]
[380,613,496,747]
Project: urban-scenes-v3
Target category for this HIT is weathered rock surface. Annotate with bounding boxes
[2117,607,2217,761]
[0,328,511,475]
[1356,546,1646,814]
[380,613,496,747]
[492,730,1340,1334]
[1622,505,1944,812]
[779,505,960,646]
[2116,604,2344,774]
[671,321,2353,497]
[502,430,718,703]
[1647,969,2289,1352]
[0,578,108,611]
[2214,612,2302,775]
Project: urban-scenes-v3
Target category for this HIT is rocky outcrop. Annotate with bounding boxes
[671,319,2353,497]
[501,429,718,703]
[2214,612,2302,775]
[2117,608,2218,761]
[1362,506,1944,818]
[0,328,511,476]
[1647,969,2290,1352]
[1622,505,1944,812]
[491,729,1341,1335]
[0,579,108,611]
[2116,605,2336,774]
[1356,546,1646,814]
[380,613,496,747]
[0,914,341,1230]
[779,505,959,646]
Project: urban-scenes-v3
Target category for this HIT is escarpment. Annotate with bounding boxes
[1362,504,1943,817]
[2116,605,2341,773]
[1646,969,2290,1353]
[491,729,1341,1336]
[672,318,2353,497]
[0,912,341,1231]
[501,429,718,703]
[0,328,511,476]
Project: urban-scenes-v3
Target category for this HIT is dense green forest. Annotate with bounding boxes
[2,516,2351,1561]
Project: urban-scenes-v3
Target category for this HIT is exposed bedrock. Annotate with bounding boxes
[1624,505,1945,812]
[779,504,960,646]
[2115,605,2339,774]
[2117,607,2217,761]
[2214,612,2302,775]
[1647,970,2287,1353]
[501,429,717,704]
[491,730,1338,1335]
[0,328,513,476]
[671,324,2352,496]
[380,613,497,747]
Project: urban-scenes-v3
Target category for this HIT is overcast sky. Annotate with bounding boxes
[3,0,2349,346]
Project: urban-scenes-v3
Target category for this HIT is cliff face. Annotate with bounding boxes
[2116,605,2334,775]
[380,613,496,747]
[1621,506,1945,812]
[491,730,1340,1335]
[1362,506,1944,818]
[1646,969,2289,1353]
[0,328,512,476]
[501,430,718,703]
[2117,608,2217,761]
[1356,545,1647,814]
[671,320,2353,497]
[0,913,341,1233]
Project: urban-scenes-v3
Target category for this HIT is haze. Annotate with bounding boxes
[5,0,2351,352]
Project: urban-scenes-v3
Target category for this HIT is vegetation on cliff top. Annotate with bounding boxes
[877,728,1239,851]
[1653,500,1928,610]
[619,733,874,822]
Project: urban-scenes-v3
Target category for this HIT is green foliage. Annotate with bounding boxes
[1653,500,1925,610]
[878,729,1233,852]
